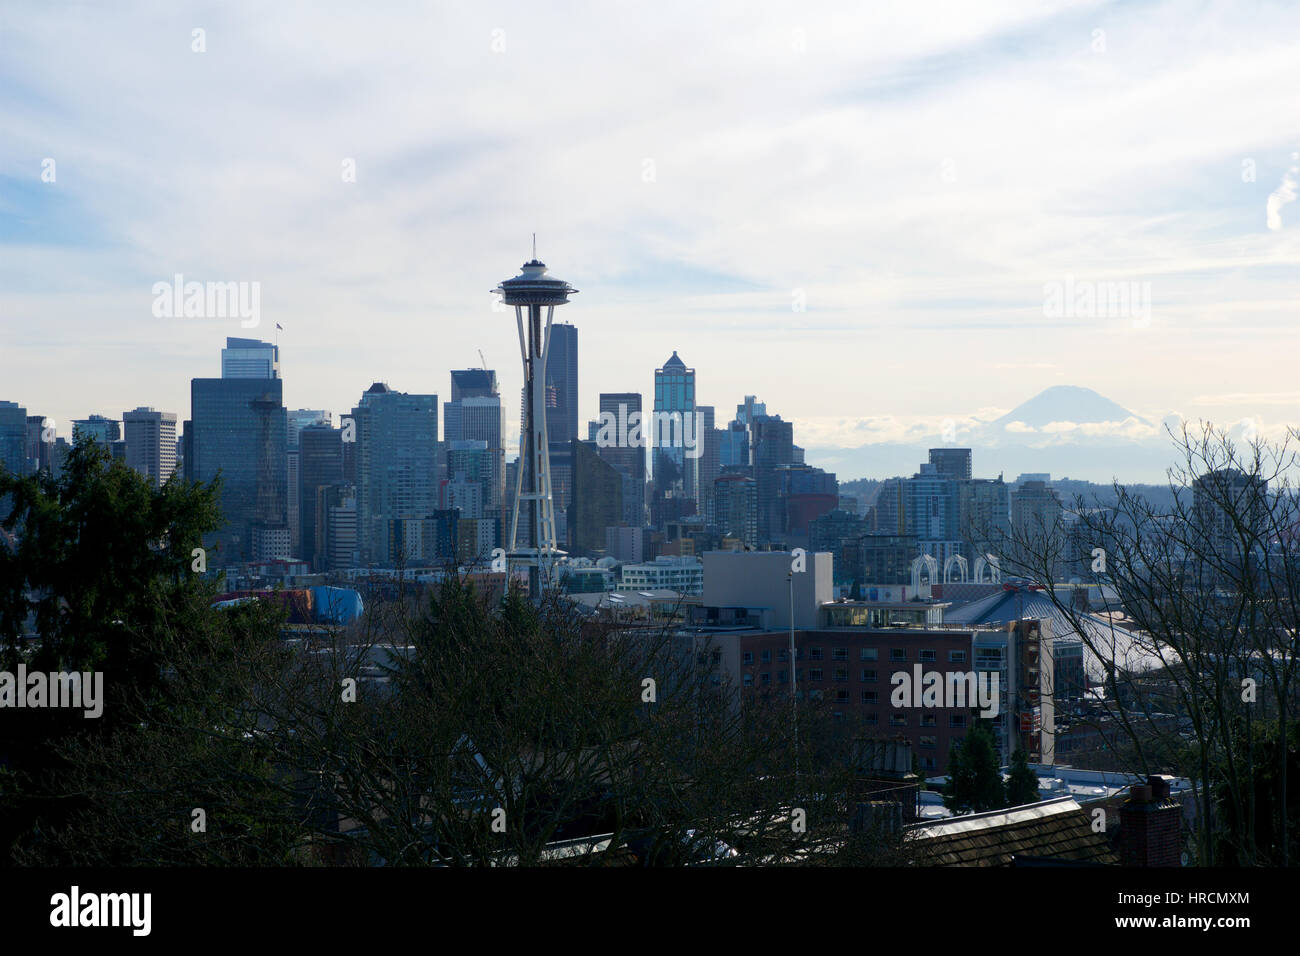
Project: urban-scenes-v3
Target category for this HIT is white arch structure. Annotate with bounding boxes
[910,554,939,592]
[943,554,968,583]
[972,554,1001,584]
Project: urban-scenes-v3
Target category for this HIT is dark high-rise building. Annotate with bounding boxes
[929,447,973,480]
[810,508,867,583]
[450,368,497,402]
[25,415,52,475]
[1192,468,1268,580]
[445,371,504,514]
[860,534,920,585]
[714,470,758,549]
[568,439,623,554]
[696,405,721,525]
[72,415,122,445]
[751,414,793,544]
[190,379,286,563]
[652,351,696,499]
[597,392,646,526]
[350,383,438,565]
[545,323,578,446]
[0,401,26,475]
[300,425,343,571]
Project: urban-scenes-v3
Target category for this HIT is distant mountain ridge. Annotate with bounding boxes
[987,382,1144,429]
[990,385,1148,428]
[805,385,1169,483]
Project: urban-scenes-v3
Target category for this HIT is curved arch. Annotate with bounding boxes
[973,554,1002,584]
[943,554,968,583]
[911,554,939,592]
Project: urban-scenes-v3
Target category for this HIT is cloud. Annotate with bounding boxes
[1,0,1298,448]
[1266,151,1299,230]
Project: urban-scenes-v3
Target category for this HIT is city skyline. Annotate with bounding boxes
[4,2,1299,484]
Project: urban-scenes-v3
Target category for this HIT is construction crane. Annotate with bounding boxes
[478,349,487,371]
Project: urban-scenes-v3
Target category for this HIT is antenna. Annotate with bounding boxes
[532,232,536,259]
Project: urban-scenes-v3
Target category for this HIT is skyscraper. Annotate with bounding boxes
[751,414,793,544]
[597,392,646,527]
[122,407,178,489]
[287,409,332,555]
[929,447,973,481]
[445,371,504,515]
[714,470,758,549]
[300,424,344,571]
[652,351,696,498]
[568,439,623,555]
[72,415,122,445]
[190,380,285,563]
[221,337,281,379]
[0,402,27,476]
[546,323,578,447]
[350,383,438,565]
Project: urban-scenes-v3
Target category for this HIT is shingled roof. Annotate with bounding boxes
[906,796,1118,867]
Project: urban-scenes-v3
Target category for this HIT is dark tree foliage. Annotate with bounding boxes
[0,436,228,861]
[1005,748,1041,807]
[942,720,1006,814]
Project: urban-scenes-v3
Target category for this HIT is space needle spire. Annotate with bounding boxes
[493,243,578,591]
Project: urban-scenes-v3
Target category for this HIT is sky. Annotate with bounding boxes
[2,0,1298,482]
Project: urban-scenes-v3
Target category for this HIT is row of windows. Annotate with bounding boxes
[742,667,978,691]
[743,648,968,665]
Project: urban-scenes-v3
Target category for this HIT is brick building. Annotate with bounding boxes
[723,627,979,773]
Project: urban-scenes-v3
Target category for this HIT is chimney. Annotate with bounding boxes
[1119,774,1181,867]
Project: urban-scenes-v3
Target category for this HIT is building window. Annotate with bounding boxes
[922,756,936,770]
[743,674,753,687]
[808,669,824,682]
[810,647,824,661]
[860,648,878,661]
[742,652,754,666]
[777,649,789,662]
[864,713,879,726]
[761,649,771,664]
[890,648,906,662]
[921,713,937,727]
[890,714,907,727]
[833,711,845,722]
[833,648,848,661]
[836,690,849,703]
[862,690,878,704]
[834,667,848,682]
[920,735,937,749]
[860,668,877,682]
[949,714,966,728]
[950,650,967,663]
[920,649,936,662]
[760,672,771,685]
[810,689,823,702]
[777,670,788,684]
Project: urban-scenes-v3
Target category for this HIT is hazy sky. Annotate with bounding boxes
[3,0,1298,477]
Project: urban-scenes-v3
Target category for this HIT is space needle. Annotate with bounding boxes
[493,240,578,593]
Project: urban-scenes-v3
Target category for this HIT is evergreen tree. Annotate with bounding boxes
[942,719,1005,814]
[1005,748,1041,807]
